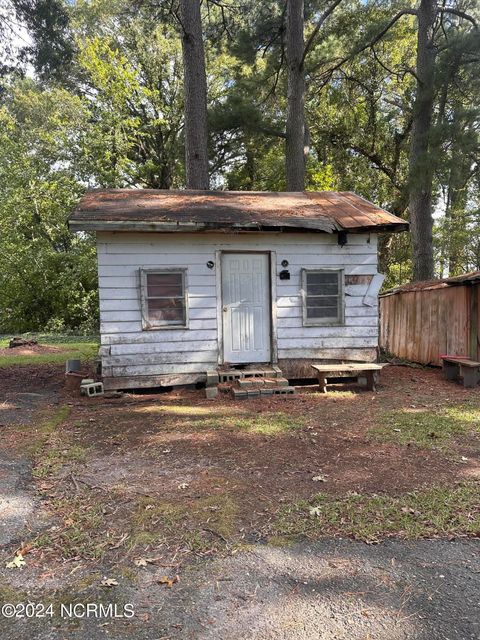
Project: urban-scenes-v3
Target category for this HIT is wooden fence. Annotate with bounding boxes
[380,283,480,366]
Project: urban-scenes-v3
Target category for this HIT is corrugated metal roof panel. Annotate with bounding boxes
[68,189,408,234]
[381,271,480,296]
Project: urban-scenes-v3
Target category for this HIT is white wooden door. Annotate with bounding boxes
[221,253,271,363]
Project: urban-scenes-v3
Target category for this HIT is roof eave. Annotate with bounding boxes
[68,219,409,234]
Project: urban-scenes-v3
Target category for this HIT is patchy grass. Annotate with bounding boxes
[15,405,88,479]
[22,405,71,457]
[370,404,480,448]
[34,489,107,560]
[275,484,480,542]
[132,492,238,552]
[136,405,306,435]
[0,341,98,368]
[33,443,88,479]
[231,412,306,435]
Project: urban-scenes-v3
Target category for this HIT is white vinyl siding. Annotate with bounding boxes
[302,269,344,326]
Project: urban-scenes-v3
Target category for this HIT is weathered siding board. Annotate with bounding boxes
[97,231,380,384]
[104,351,218,366]
[100,233,377,249]
[380,286,472,365]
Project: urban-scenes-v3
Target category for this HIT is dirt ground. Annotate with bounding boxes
[0,362,479,639]
[0,344,70,357]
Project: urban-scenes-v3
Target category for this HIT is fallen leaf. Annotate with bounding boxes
[6,553,25,569]
[134,557,157,567]
[134,558,148,567]
[312,475,327,482]
[309,506,322,517]
[178,483,189,490]
[158,575,178,588]
[17,543,32,557]
[100,578,118,587]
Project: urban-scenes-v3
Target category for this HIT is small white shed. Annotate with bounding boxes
[69,189,408,390]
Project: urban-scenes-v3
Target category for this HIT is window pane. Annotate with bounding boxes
[306,272,338,285]
[147,295,185,323]
[148,307,185,323]
[307,283,339,295]
[147,273,183,297]
[306,295,338,307]
[148,297,184,310]
[307,306,338,319]
[303,270,342,323]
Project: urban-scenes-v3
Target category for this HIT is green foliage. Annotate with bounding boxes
[0,80,98,333]
[0,0,479,334]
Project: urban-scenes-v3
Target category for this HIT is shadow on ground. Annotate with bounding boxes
[0,539,478,640]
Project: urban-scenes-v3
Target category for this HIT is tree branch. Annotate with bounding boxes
[309,8,417,76]
[438,7,478,29]
[301,0,343,68]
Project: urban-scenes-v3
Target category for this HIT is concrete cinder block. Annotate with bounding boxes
[272,386,296,395]
[260,388,274,396]
[206,371,219,387]
[246,389,261,397]
[205,386,218,399]
[81,382,104,397]
[238,379,254,388]
[232,389,248,399]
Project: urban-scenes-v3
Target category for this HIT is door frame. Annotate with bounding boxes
[216,250,278,365]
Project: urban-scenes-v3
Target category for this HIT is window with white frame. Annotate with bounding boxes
[139,269,188,329]
[302,269,344,325]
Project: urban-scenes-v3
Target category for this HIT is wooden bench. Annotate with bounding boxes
[441,357,480,388]
[311,363,384,393]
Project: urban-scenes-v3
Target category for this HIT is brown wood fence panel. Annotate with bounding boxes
[380,286,471,365]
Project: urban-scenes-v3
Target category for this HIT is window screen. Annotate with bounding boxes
[140,270,187,329]
[302,269,344,325]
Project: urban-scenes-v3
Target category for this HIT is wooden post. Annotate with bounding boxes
[442,360,459,381]
[460,365,480,389]
[317,372,327,393]
[469,284,478,361]
[365,370,376,392]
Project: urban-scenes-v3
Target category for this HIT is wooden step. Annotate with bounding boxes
[238,377,289,389]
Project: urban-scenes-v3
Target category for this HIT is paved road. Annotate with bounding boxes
[1,538,478,640]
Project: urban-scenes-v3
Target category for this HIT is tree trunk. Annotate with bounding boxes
[285,0,306,191]
[408,0,436,281]
[179,0,209,190]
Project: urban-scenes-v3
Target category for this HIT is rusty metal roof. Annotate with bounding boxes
[381,271,480,296]
[68,189,408,234]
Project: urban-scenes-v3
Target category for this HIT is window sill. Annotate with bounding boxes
[141,324,189,331]
[302,320,345,327]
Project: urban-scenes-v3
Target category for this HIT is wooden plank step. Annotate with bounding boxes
[311,363,383,372]
[442,357,480,368]
[238,377,289,389]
